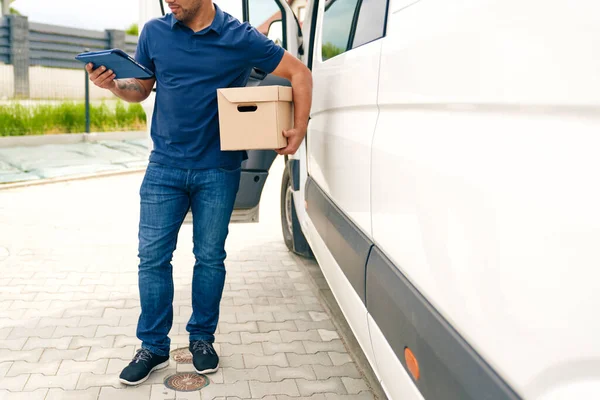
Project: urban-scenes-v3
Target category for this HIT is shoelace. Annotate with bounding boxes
[192,340,215,355]
[133,348,153,364]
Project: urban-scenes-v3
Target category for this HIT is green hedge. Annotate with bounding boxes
[0,101,147,136]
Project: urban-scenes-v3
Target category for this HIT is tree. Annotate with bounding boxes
[322,42,344,61]
[1,0,20,16]
[126,23,139,36]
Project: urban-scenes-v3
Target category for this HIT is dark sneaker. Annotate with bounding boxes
[189,340,219,374]
[119,348,170,386]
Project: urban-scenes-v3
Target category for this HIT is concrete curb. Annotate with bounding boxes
[0,167,146,191]
[0,130,147,148]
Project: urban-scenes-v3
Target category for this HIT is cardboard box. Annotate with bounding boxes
[217,86,293,150]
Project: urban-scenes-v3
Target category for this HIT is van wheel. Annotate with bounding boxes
[280,164,313,258]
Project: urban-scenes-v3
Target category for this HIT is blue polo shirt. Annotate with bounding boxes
[135,4,285,170]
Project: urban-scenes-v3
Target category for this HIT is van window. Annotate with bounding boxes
[321,0,361,61]
[352,0,389,48]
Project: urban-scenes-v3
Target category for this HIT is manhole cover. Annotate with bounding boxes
[164,372,209,392]
[171,348,192,364]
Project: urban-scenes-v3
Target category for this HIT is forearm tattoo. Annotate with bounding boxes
[116,79,144,94]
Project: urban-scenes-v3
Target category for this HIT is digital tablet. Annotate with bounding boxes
[75,49,154,80]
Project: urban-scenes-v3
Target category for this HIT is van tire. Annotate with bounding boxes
[280,164,313,258]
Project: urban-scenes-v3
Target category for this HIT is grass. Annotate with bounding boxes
[0,101,147,136]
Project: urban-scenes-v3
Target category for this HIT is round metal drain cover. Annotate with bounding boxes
[170,348,192,364]
[164,373,209,392]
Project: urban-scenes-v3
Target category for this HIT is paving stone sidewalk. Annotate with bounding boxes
[0,160,376,400]
[0,135,150,184]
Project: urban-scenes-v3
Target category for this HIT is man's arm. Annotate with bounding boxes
[271,51,313,155]
[85,63,155,103]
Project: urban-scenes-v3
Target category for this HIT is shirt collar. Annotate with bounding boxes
[170,3,225,35]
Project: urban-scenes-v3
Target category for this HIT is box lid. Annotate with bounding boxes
[217,85,292,104]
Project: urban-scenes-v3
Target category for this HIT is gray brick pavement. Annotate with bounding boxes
[297,378,347,397]
[287,353,333,367]
[250,379,301,398]
[0,388,48,399]
[268,366,316,382]
[223,366,270,383]
[328,353,354,367]
[0,163,376,399]
[46,387,100,400]
[263,341,306,356]
[244,353,289,368]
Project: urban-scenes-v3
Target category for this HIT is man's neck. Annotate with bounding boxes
[186,1,216,33]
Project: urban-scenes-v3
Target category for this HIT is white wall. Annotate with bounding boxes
[0,65,116,100]
[0,64,15,99]
[29,66,115,100]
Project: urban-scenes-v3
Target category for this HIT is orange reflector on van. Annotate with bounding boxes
[405,347,420,381]
[305,200,308,210]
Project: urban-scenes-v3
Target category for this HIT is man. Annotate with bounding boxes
[87,0,312,386]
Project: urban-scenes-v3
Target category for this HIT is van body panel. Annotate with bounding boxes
[307,1,382,237]
[372,0,600,397]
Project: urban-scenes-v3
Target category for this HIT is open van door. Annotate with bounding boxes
[139,0,302,223]
[234,0,301,223]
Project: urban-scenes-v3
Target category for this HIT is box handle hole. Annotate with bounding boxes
[237,105,258,113]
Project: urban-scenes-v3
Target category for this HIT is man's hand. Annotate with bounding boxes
[276,127,307,155]
[85,63,155,103]
[86,63,116,90]
[271,52,313,156]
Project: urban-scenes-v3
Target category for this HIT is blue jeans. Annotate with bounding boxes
[136,162,241,357]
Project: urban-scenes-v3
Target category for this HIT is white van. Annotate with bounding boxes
[139,1,600,399]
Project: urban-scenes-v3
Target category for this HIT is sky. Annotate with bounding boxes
[10,0,242,31]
